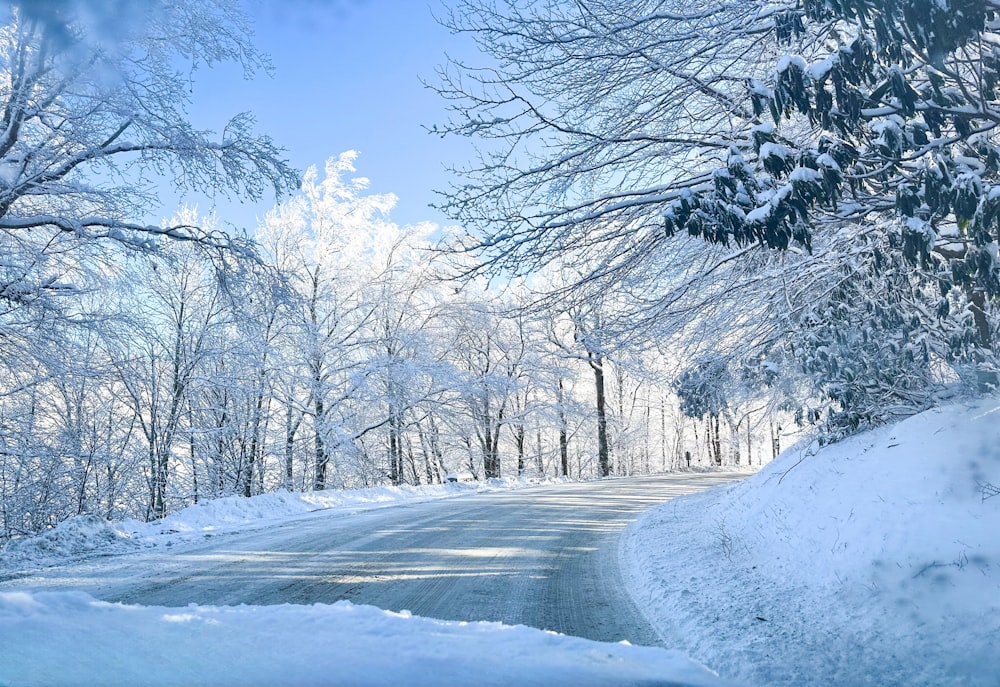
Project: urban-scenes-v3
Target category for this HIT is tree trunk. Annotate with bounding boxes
[689,418,700,465]
[590,353,610,478]
[313,394,327,490]
[427,415,448,481]
[418,423,440,484]
[406,436,420,485]
[284,406,302,491]
[154,447,168,519]
[969,286,992,348]
[388,410,403,486]
[483,407,504,479]
[643,403,650,474]
[712,414,722,466]
[535,428,544,476]
[615,368,625,476]
[215,407,228,495]
[515,423,525,475]
[660,396,668,471]
[725,411,739,466]
[244,381,267,498]
[189,418,198,504]
[557,379,569,477]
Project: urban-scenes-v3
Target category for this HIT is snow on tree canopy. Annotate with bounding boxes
[660,0,1000,432]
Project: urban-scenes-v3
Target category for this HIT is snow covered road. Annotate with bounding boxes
[2,473,742,643]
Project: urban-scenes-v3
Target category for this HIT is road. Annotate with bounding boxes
[3,473,742,645]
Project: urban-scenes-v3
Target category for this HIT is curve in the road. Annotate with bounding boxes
[6,473,743,646]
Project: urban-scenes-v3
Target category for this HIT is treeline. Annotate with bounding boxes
[0,155,779,541]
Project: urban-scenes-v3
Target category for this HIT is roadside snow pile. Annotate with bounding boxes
[623,396,1000,687]
[3,515,139,562]
[132,481,486,534]
[0,590,734,687]
[2,476,561,569]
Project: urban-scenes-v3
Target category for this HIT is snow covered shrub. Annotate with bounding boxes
[785,230,996,439]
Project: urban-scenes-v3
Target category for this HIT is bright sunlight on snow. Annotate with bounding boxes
[4,400,999,686]
[0,591,733,687]
[0,477,738,687]
[623,396,1000,686]
[2,478,539,570]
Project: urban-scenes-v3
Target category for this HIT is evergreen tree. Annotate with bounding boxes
[662,0,1000,430]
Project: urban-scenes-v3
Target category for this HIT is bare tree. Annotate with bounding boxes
[0,1,297,308]
[433,0,774,285]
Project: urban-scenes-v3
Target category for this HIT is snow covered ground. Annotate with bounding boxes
[622,396,1000,686]
[7,398,996,686]
[0,590,729,687]
[1,475,736,687]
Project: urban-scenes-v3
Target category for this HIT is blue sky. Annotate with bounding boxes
[169,0,479,233]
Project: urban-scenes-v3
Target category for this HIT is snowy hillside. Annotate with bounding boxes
[623,396,1000,686]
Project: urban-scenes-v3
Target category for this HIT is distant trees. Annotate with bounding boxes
[0,148,769,541]
[115,233,231,519]
[257,154,387,490]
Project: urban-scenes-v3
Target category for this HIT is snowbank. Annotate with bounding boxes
[3,515,139,561]
[2,476,557,569]
[623,396,1000,686]
[0,591,733,687]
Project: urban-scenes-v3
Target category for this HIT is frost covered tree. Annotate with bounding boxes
[436,0,1000,435]
[111,233,232,519]
[539,271,665,478]
[257,153,390,491]
[0,0,298,514]
[433,0,772,278]
[361,240,454,487]
[0,0,296,315]
[431,2,811,410]
[658,0,1000,428]
[563,305,613,478]
[440,296,521,480]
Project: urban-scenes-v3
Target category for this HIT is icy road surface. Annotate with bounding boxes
[2,474,742,643]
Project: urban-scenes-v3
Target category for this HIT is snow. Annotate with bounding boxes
[775,54,807,74]
[748,79,770,97]
[816,153,841,170]
[622,396,1000,686]
[904,216,936,243]
[806,56,837,81]
[870,115,905,134]
[758,141,789,161]
[1,478,558,569]
[745,203,772,224]
[7,399,1000,685]
[0,475,737,687]
[3,515,141,562]
[954,155,986,175]
[788,166,822,183]
[0,591,731,687]
[0,160,19,185]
